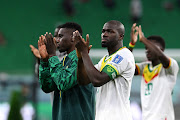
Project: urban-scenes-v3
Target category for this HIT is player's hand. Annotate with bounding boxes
[29,45,41,59]
[138,25,145,42]
[75,36,92,59]
[130,23,139,44]
[73,31,92,58]
[45,32,56,57]
[38,35,49,62]
[82,34,92,53]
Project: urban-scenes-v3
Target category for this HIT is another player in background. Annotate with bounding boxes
[74,20,135,120]
[38,22,95,120]
[129,23,179,120]
[29,25,66,104]
[30,24,66,76]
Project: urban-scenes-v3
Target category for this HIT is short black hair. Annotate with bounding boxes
[147,35,165,50]
[61,22,83,35]
[56,24,63,29]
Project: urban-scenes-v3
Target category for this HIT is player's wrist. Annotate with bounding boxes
[41,58,48,62]
[77,55,82,59]
[81,49,88,54]
[75,48,82,59]
[129,42,135,48]
[49,54,56,58]
[140,37,146,43]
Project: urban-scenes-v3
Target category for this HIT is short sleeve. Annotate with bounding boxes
[95,56,105,71]
[164,57,179,75]
[101,54,132,80]
[136,62,149,75]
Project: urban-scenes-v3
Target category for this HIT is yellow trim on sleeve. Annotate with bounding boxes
[136,64,140,75]
[100,57,107,72]
[165,58,171,69]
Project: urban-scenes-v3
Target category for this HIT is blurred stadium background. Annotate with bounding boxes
[0,0,180,119]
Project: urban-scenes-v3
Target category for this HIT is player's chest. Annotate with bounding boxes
[143,64,162,83]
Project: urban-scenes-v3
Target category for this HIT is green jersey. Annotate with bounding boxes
[39,50,95,120]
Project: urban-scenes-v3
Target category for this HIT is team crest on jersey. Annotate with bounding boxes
[112,54,123,64]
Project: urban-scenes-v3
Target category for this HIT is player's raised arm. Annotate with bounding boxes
[73,31,92,85]
[128,23,139,52]
[128,23,139,75]
[74,31,111,87]
[138,25,170,68]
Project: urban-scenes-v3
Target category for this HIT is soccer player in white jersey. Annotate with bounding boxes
[73,20,135,120]
[129,23,179,120]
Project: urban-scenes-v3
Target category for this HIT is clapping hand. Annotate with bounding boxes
[130,23,139,44]
[38,35,49,62]
[138,25,145,42]
[44,32,57,57]
[29,44,41,59]
[73,30,92,58]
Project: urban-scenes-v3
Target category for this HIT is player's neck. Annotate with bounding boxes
[67,46,75,54]
[151,59,161,67]
[107,43,123,55]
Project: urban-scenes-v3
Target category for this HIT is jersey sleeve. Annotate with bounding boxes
[135,62,149,75]
[95,57,104,70]
[48,56,78,92]
[164,57,179,76]
[39,60,57,93]
[101,54,129,80]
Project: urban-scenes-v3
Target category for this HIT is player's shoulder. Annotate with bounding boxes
[169,57,178,64]
[168,57,179,69]
[117,47,133,56]
[110,47,134,64]
[116,47,134,60]
[136,61,151,68]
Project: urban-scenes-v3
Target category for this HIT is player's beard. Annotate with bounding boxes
[101,41,108,47]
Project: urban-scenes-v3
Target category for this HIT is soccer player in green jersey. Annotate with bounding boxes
[38,22,95,120]
[30,24,67,105]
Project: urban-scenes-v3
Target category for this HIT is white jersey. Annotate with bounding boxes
[136,58,179,120]
[95,47,135,120]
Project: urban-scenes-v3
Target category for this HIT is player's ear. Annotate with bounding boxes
[119,34,124,40]
[70,35,74,42]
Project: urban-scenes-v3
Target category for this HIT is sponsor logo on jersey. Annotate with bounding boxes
[112,54,123,64]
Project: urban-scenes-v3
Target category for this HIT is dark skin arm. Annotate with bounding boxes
[77,58,91,85]
[29,44,40,77]
[74,31,111,87]
[128,23,139,52]
[74,32,92,85]
[128,23,139,75]
[139,25,170,68]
